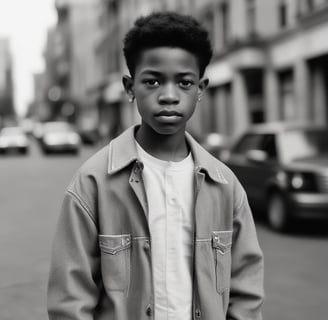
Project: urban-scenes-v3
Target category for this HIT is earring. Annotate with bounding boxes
[129,96,134,103]
[197,97,202,102]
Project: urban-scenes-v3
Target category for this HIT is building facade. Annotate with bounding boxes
[43,0,100,131]
[43,0,328,142]
[200,0,328,139]
[27,73,50,121]
[267,0,328,127]
[0,38,15,127]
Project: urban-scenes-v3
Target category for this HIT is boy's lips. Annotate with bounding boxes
[155,110,183,123]
[155,110,183,117]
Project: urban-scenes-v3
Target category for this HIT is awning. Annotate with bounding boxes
[206,61,233,87]
[206,47,265,87]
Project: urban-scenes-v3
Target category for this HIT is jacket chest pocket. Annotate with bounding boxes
[212,231,232,294]
[99,234,131,295]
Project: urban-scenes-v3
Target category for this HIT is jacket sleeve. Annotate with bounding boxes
[47,190,100,320]
[227,190,265,320]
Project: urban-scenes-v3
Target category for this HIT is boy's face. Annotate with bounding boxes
[123,47,208,136]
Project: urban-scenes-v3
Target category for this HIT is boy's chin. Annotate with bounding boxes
[152,124,186,136]
[139,121,186,137]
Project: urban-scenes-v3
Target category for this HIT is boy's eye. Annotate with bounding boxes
[144,79,160,87]
[179,80,194,88]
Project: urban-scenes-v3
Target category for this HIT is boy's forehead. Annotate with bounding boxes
[136,47,199,75]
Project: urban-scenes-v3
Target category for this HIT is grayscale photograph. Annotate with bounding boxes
[0,1,328,319]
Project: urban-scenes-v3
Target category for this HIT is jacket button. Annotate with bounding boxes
[195,308,201,318]
[134,161,144,173]
[146,304,152,316]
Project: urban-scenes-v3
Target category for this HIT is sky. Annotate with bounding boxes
[0,0,57,117]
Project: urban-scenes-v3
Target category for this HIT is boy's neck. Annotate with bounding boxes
[135,124,189,162]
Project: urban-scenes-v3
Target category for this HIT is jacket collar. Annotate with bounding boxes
[107,125,228,184]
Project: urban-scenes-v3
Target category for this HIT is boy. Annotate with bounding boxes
[47,12,264,320]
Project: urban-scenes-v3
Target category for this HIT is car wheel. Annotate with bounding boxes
[267,193,290,232]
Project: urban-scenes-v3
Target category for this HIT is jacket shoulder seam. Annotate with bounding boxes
[67,190,97,226]
[235,188,246,211]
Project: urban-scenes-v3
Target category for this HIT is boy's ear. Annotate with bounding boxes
[197,77,209,100]
[122,75,135,101]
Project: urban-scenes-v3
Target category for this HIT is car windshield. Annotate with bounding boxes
[281,129,328,162]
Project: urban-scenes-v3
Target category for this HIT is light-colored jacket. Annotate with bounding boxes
[47,125,264,320]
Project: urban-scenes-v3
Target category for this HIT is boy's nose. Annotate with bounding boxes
[158,83,179,105]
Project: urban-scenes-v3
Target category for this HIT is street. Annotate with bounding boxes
[0,140,328,320]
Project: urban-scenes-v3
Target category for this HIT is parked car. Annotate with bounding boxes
[224,122,328,232]
[40,121,81,154]
[0,126,29,154]
[200,132,231,160]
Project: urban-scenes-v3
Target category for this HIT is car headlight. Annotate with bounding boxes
[291,174,304,189]
[287,172,318,192]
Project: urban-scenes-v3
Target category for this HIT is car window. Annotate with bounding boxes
[261,134,277,159]
[233,134,263,154]
[281,129,328,162]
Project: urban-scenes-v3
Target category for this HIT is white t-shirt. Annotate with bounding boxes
[135,140,195,320]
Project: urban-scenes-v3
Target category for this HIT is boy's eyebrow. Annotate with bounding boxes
[140,69,197,77]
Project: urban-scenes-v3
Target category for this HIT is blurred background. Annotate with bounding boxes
[0,0,328,319]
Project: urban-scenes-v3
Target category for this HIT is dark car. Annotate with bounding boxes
[224,122,328,232]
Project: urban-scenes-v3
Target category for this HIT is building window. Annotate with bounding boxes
[210,83,232,134]
[308,56,328,123]
[246,0,256,36]
[279,1,287,28]
[220,2,230,46]
[204,10,215,49]
[107,0,118,15]
[278,69,295,121]
[244,69,264,124]
[306,0,314,11]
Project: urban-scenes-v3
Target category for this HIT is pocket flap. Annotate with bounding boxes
[212,231,232,253]
[99,234,131,255]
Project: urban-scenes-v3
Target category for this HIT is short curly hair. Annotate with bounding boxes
[123,12,213,78]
